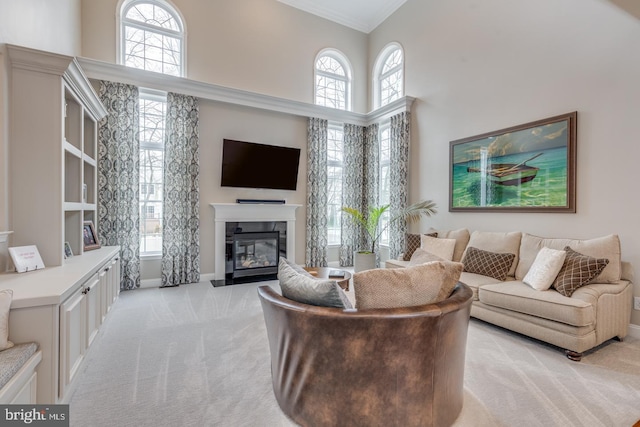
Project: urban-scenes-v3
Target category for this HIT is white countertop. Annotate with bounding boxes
[0,246,119,308]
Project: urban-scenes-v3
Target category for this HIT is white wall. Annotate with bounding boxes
[370,0,640,326]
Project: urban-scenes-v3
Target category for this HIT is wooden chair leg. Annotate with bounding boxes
[565,350,582,361]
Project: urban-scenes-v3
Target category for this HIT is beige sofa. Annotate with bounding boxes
[385,229,634,361]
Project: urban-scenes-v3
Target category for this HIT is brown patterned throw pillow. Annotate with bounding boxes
[552,247,609,297]
[402,232,437,261]
[461,246,516,281]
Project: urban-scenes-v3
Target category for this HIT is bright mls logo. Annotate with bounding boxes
[1,405,69,426]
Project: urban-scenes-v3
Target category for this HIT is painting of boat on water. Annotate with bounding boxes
[450,112,576,212]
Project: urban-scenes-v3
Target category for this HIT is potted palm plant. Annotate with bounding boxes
[341,200,437,272]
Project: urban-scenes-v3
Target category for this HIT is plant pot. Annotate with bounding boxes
[354,251,376,273]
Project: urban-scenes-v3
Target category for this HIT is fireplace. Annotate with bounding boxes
[211,203,301,286]
[231,231,279,278]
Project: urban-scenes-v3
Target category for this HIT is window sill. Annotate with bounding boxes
[141,253,161,261]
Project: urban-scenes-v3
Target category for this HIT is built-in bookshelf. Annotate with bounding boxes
[7,45,107,266]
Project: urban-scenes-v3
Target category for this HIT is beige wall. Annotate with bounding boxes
[370,0,640,326]
[198,100,308,277]
[81,0,369,113]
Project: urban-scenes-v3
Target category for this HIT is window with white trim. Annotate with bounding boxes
[374,44,404,108]
[314,50,352,111]
[379,124,391,245]
[139,91,166,254]
[120,0,184,76]
[327,124,344,245]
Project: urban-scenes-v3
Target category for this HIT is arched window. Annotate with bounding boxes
[374,43,404,108]
[314,49,352,111]
[120,0,185,77]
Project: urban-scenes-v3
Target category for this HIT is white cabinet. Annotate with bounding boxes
[7,44,107,266]
[85,273,102,347]
[0,247,120,403]
[59,285,86,398]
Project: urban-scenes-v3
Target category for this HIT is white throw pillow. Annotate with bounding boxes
[0,289,14,351]
[523,247,567,291]
[420,235,456,261]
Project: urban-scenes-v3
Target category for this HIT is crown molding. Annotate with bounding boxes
[77,57,414,126]
[7,45,107,120]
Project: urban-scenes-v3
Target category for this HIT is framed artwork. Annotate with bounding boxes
[449,112,577,213]
[83,221,101,251]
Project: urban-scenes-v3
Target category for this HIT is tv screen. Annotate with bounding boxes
[221,139,301,191]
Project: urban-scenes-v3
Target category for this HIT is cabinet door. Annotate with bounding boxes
[59,286,86,397]
[99,269,108,321]
[84,273,101,348]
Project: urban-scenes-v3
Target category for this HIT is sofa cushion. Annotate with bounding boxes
[459,271,506,301]
[0,289,14,352]
[353,261,463,309]
[277,258,353,309]
[427,228,470,262]
[461,247,516,281]
[420,235,456,261]
[402,232,437,261]
[552,247,609,297]
[523,247,566,291]
[516,233,621,283]
[463,231,521,277]
[478,281,595,327]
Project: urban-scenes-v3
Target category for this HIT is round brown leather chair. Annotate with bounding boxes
[258,282,473,427]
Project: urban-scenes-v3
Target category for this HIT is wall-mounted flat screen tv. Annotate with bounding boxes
[221,139,301,191]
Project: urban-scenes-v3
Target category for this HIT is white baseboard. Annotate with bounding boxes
[140,273,217,289]
[140,278,161,288]
[628,323,640,339]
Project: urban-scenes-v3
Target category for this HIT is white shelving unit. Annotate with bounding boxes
[7,45,107,266]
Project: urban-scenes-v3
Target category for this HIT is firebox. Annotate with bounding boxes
[231,231,280,278]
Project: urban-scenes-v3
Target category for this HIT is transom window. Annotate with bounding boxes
[139,90,166,254]
[374,43,404,108]
[120,0,185,76]
[327,124,344,245]
[314,50,352,111]
[379,124,391,245]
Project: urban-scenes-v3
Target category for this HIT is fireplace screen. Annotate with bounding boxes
[231,231,280,278]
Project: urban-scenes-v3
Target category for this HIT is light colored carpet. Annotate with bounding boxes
[69,280,640,427]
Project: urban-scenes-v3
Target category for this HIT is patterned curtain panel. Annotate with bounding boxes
[389,112,411,259]
[306,118,328,267]
[363,123,380,264]
[339,123,365,266]
[161,93,200,287]
[97,81,141,290]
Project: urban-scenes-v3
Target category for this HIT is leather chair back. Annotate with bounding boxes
[258,282,473,427]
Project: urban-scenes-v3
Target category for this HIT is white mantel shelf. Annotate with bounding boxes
[210,203,302,281]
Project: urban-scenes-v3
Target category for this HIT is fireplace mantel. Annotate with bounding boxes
[210,203,302,281]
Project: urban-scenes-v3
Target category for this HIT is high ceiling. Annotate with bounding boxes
[277,0,408,33]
